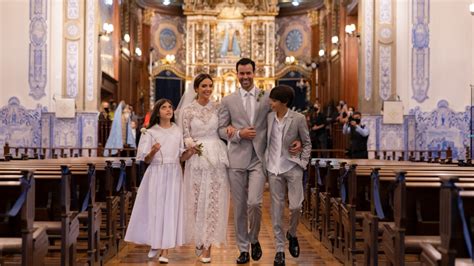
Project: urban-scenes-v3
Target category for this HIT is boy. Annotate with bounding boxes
[265,85,312,266]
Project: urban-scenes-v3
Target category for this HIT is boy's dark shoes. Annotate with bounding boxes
[286,232,300,258]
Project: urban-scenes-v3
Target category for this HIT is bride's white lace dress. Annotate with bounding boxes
[182,100,230,248]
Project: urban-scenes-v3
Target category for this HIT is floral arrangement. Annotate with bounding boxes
[256,89,265,102]
[184,138,204,157]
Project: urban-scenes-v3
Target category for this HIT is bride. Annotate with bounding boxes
[180,73,230,263]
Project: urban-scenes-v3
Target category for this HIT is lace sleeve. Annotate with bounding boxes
[182,107,194,148]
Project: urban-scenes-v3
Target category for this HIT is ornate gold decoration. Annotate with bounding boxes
[308,9,319,26]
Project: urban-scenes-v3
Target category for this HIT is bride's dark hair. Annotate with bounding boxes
[193,73,213,91]
[147,98,175,129]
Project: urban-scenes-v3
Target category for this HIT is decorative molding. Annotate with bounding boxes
[29,0,48,100]
[364,0,374,101]
[85,0,95,101]
[67,0,80,19]
[66,41,79,98]
[379,45,391,100]
[379,0,391,23]
[411,0,430,103]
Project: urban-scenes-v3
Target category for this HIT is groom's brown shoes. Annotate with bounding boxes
[236,252,250,264]
[251,241,262,261]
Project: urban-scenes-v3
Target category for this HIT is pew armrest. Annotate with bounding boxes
[0,238,22,253]
[420,243,441,263]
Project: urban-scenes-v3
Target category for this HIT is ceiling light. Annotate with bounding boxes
[292,0,300,7]
[163,0,171,5]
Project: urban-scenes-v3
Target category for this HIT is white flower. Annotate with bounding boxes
[140,128,147,134]
[184,137,196,148]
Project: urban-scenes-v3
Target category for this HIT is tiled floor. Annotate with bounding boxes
[106,191,341,265]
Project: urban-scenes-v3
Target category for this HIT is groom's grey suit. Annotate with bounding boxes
[218,86,270,253]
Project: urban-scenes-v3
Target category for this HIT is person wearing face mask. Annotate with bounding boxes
[99,101,111,121]
[343,111,369,159]
[309,103,327,151]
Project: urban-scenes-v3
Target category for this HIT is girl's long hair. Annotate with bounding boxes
[147,98,175,129]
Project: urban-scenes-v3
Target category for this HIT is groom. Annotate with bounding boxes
[218,58,301,264]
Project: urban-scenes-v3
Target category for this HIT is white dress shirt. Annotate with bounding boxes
[267,110,296,175]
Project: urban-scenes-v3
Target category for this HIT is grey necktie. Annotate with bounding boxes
[245,92,253,123]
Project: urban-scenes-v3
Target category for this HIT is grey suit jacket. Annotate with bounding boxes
[265,110,312,170]
[218,88,270,169]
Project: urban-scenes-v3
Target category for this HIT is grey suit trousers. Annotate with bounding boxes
[228,149,266,253]
[268,165,304,252]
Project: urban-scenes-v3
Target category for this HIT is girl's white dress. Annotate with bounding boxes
[124,123,185,249]
[182,101,230,248]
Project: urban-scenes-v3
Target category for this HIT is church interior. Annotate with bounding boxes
[1,0,474,265]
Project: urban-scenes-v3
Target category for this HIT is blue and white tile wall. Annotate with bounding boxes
[409,100,470,160]
[0,97,98,158]
[364,100,470,160]
[0,97,44,158]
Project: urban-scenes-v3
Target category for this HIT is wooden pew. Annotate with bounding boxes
[0,166,81,266]
[0,163,101,265]
[0,171,48,266]
[307,158,474,265]
[0,157,138,262]
[420,176,474,265]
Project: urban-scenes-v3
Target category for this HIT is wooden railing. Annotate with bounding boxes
[98,118,112,147]
[311,146,458,163]
[2,143,136,160]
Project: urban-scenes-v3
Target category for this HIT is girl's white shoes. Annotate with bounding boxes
[147,249,159,259]
[199,257,211,263]
[158,256,169,263]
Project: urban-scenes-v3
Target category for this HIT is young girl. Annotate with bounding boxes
[124,99,195,263]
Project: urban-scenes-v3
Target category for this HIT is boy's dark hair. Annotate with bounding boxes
[147,98,175,129]
[353,111,362,117]
[269,85,294,107]
[194,73,213,90]
[236,58,256,72]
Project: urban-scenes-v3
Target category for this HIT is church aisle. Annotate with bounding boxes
[107,190,341,265]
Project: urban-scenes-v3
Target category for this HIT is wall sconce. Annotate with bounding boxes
[161,54,176,64]
[331,35,339,45]
[470,2,474,15]
[135,47,142,57]
[123,34,130,43]
[102,23,114,35]
[318,49,325,57]
[306,61,319,69]
[345,24,360,38]
[99,23,114,41]
[285,56,297,65]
